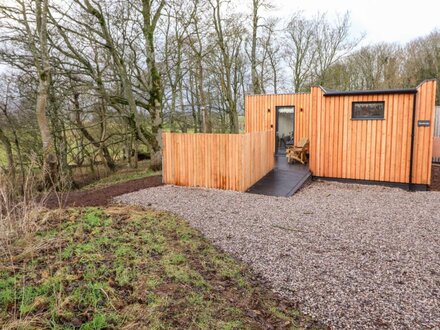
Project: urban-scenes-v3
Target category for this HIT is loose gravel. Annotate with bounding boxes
[116,181,440,329]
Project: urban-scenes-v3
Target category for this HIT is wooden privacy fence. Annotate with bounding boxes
[162,131,274,192]
[434,106,440,163]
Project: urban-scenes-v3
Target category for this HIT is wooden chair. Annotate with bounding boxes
[286,138,309,164]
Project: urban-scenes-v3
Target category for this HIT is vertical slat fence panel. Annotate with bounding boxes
[162,131,274,192]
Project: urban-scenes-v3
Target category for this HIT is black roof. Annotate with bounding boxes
[321,86,417,96]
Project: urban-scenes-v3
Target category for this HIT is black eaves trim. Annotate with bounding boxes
[321,86,417,96]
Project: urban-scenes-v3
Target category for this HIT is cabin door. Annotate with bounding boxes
[275,106,295,155]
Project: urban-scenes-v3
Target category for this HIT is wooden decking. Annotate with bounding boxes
[246,156,311,197]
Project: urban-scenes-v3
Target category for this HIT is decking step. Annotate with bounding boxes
[246,168,311,197]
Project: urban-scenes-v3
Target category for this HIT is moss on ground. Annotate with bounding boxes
[0,206,321,329]
[81,161,160,191]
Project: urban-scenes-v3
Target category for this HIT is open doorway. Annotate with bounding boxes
[275,106,294,155]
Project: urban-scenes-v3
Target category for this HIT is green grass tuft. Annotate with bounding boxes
[0,206,322,329]
[81,161,160,191]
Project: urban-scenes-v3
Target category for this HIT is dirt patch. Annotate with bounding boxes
[430,163,440,191]
[44,175,162,208]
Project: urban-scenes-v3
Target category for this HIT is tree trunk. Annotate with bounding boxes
[229,105,239,133]
[35,0,57,188]
[133,139,139,169]
[125,128,133,168]
[2,107,25,190]
[73,93,116,171]
[210,0,240,133]
[141,0,165,171]
[0,127,15,181]
[36,71,57,187]
[251,0,262,94]
[197,57,212,133]
[49,83,73,190]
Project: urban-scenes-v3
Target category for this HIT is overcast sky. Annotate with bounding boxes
[268,0,440,45]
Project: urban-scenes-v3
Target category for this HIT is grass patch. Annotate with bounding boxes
[81,161,160,191]
[0,147,6,166]
[0,206,322,329]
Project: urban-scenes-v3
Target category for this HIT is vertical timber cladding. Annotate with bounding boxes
[313,89,415,183]
[433,106,440,163]
[244,93,313,156]
[161,131,274,192]
[244,80,437,185]
[412,80,437,184]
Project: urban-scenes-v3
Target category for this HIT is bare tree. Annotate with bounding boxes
[187,0,213,132]
[249,0,271,94]
[313,12,363,85]
[11,0,57,186]
[1,0,438,196]
[209,0,244,133]
[403,30,440,102]
[264,19,283,93]
[140,0,166,169]
[284,13,317,92]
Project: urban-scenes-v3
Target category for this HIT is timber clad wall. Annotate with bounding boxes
[162,80,436,192]
[433,106,440,162]
[245,93,313,143]
[162,131,274,191]
[310,88,414,183]
[246,80,437,185]
[412,81,437,183]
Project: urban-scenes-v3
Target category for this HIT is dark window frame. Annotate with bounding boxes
[351,101,385,120]
[275,105,295,153]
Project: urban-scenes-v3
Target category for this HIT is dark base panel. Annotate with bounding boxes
[313,176,428,191]
[409,184,429,192]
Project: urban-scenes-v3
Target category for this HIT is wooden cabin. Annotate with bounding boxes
[163,80,437,192]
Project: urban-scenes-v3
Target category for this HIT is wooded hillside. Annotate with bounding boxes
[0,0,438,189]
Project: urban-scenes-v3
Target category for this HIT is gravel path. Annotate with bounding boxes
[116,181,440,329]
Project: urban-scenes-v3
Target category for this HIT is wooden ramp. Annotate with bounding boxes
[246,156,311,197]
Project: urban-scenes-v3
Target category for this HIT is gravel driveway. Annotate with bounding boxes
[116,181,440,329]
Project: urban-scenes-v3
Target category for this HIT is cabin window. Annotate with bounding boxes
[352,101,385,120]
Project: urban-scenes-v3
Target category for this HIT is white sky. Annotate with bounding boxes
[268,0,440,45]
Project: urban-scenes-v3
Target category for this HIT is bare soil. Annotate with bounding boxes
[44,175,163,208]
